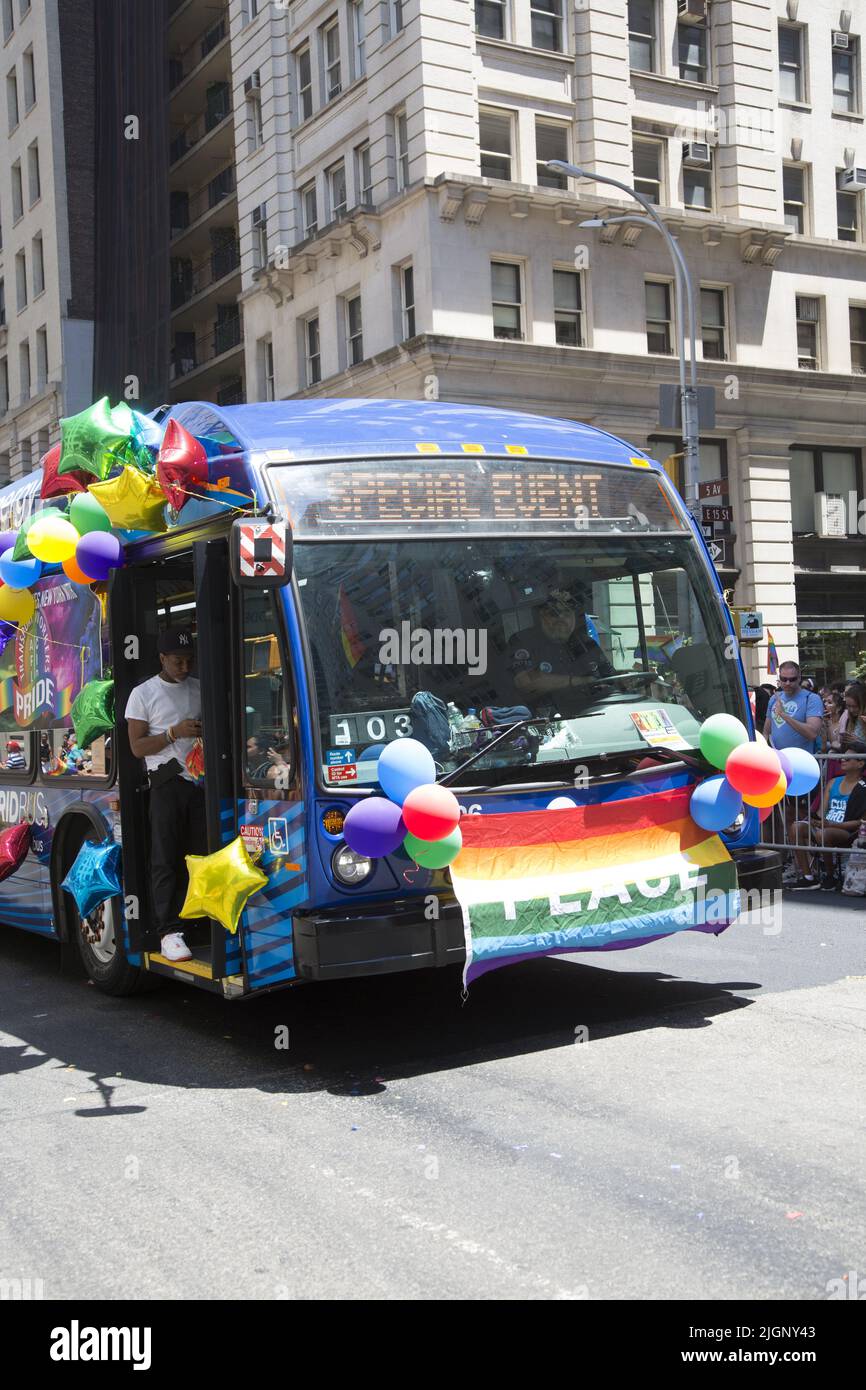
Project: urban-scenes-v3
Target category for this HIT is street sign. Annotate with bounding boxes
[701,522,715,540]
[707,539,727,566]
[702,504,733,524]
[737,610,764,643]
[699,479,727,499]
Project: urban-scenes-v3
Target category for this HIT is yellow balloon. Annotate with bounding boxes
[743,770,787,808]
[26,515,80,563]
[0,584,35,625]
[88,466,167,533]
[179,835,268,935]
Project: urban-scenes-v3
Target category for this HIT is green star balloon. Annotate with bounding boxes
[70,676,115,749]
[58,397,131,480]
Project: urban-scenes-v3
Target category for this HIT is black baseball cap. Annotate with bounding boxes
[158,627,195,655]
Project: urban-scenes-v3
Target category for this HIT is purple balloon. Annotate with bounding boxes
[776,749,793,787]
[75,530,122,581]
[343,798,406,858]
[0,620,16,656]
[0,531,16,556]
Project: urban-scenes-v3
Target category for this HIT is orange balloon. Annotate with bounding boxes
[62,556,95,585]
[743,770,787,808]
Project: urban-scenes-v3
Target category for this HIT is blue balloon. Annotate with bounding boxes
[689,775,743,832]
[0,546,41,588]
[359,742,386,763]
[61,838,122,919]
[785,747,820,798]
[343,798,406,858]
[377,738,437,807]
[130,410,165,450]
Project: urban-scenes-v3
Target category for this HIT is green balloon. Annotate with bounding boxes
[699,713,750,770]
[404,826,462,869]
[69,491,112,535]
[58,397,131,480]
[71,677,115,749]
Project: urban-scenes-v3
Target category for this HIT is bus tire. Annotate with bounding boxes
[72,891,153,997]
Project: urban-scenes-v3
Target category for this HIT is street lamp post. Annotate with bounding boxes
[547,160,702,521]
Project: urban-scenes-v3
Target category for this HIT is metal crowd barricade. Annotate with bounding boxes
[759,751,866,867]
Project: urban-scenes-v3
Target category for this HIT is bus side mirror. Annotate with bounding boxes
[230,518,293,588]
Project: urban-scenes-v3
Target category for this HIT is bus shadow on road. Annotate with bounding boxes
[0,931,758,1108]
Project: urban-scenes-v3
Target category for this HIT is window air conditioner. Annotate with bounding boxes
[815,493,848,538]
[678,0,708,23]
[832,31,850,50]
[839,166,866,192]
[243,72,262,94]
[682,141,711,166]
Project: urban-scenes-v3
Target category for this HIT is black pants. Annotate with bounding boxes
[149,777,208,934]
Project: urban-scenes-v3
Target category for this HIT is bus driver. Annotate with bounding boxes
[125,628,206,963]
[508,586,615,711]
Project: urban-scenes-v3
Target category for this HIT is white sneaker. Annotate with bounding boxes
[160,931,192,962]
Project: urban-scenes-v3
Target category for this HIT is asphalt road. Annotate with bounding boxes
[0,893,863,1301]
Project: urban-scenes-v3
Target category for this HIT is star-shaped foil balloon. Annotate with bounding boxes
[71,676,115,749]
[156,419,209,511]
[88,467,168,532]
[180,835,268,934]
[40,442,91,500]
[0,822,31,883]
[61,838,123,919]
[58,397,131,480]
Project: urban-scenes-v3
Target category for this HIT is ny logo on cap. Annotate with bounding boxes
[179,633,190,646]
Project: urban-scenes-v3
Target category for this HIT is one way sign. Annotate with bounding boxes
[707,539,727,566]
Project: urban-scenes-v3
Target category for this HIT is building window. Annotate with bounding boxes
[491,260,523,340]
[11,160,22,221]
[35,324,46,390]
[535,119,568,187]
[783,164,807,233]
[241,0,260,25]
[328,161,347,218]
[394,109,409,190]
[301,182,318,238]
[0,357,7,414]
[19,339,29,401]
[251,204,268,267]
[479,108,512,180]
[296,45,313,122]
[15,248,26,311]
[27,140,39,204]
[391,1,404,36]
[645,280,673,354]
[629,0,655,72]
[305,315,321,384]
[796,294,821,369]
[400,263,416,338]
[531,0,564,53]
[6,67,18,132]
[790,446,858,532]
[837,184,860,241]
[22,47,34,110]
[633,136,662,204]
[258,336,275,399]
[349,0,366,78]
[2,1,13,43]
[648,436,727,494]
[475,0,505,40]
[700,287,727,360]
[0,278,4,327]
[31,232,43,294]
[322,19,341,101]
[833,38,859,115]
[355,141,372,204]
[850,305,866,374]
[682,152,712,210]
[778,24,804,103]
[678,21,708,83]
[246,74,264,153]
[553,268,583,347]
[346,294,363,365]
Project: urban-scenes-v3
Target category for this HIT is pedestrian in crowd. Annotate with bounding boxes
[763,661,823,753]
[3,739,25,771]
[790,743,866,891]
[823,686,847,774]
[754,682,778,729]
[829,682,866,752]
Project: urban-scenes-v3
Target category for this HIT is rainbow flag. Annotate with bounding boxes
[449,787,740,984]
[767,631,779,675]
[338,584,365,669]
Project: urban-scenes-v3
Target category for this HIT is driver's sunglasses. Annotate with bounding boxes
[779,676,798,682]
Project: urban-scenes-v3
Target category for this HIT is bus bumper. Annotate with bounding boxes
[292,898,466,981]
[730,846,783,894]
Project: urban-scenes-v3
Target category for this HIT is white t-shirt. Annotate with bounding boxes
[125,675,201,782]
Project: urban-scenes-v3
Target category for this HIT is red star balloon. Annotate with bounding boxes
[156,420,208,511]
[40,443,91,500]
[0,821,31,883]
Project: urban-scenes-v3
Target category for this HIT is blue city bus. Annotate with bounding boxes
[0,399,779,998]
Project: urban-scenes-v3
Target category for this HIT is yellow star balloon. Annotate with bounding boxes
[88,466,168,533]
[180,835,268,934]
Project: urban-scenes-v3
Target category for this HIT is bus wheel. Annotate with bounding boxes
[73,894,151,996]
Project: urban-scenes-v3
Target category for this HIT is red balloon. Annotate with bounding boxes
[401,784,461,842]
[40,442,91,499]
[156,419,208,511]
[725,742,782,797]
[758,804,774,823]
[0,821,31,882]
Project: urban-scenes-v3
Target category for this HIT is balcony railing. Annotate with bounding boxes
[170,164,236,236]
[170,315,243,380]
[171,241,241,309]
[169,6,228,91]
[170,90,232,165]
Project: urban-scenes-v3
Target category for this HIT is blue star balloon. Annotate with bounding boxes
[61,838,122,919]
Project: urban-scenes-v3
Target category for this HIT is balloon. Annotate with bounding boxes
[62,556,95,585]
[342,798,406,857]
[75,531,123,580]
[13,506,65,561]
[26,515,80,563]
[0,822,31,882]
[784,747,821,798]
[401,783,461,842]
[698,713,750,770]
[0,531,17,556]
[754,730,768,746]
[0,547,41,588]
[758,803,774,823]
[403,825,462,869]
[689,775,743,832]
[58,396,130,479]
[88,467,168,532]
[71,677,115,749]
[725,742,782,797]
[743,770,787,808]
[130,409,165,451]
[548,796,577,809]
[40,441,91,499]
[180,835,268,935]
[0,585,35,625]
[156,418,209,511]
[69,491,112,535]
[377,738,437,807]
[776,749,793,787]
[0,620,16,657]
[60,838,122,918]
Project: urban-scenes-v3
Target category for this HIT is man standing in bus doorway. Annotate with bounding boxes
[125,629,205,962]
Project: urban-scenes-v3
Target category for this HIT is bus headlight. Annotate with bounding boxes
[331,844,373,886]
[725,812,746,834]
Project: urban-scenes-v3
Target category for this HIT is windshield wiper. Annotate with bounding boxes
[439,719,539,786]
